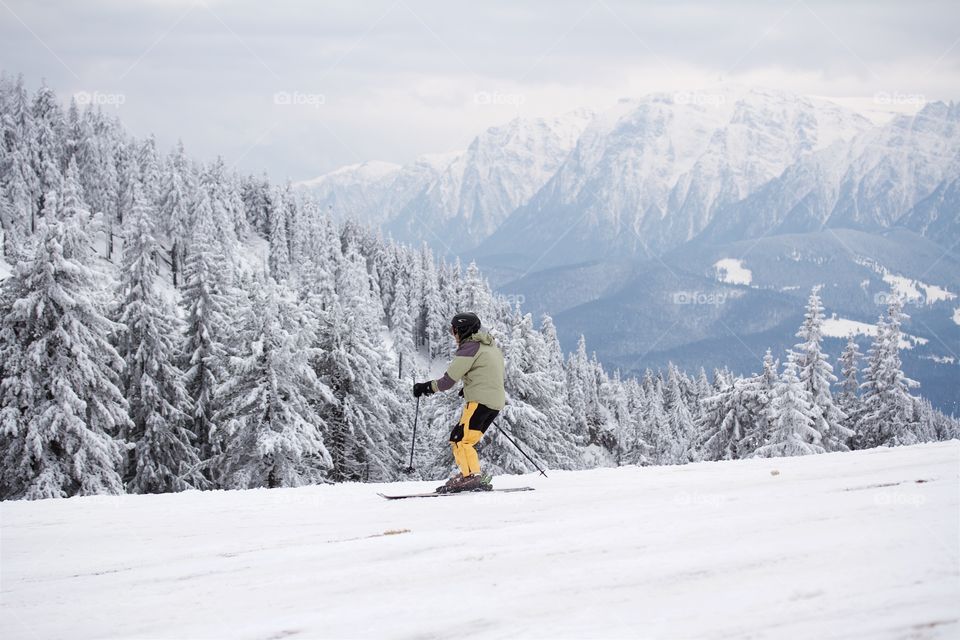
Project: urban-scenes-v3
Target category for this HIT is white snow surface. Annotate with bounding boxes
[2,442,958,639]
[0,255,10,281]
[856,257,956,305]
[713,257,753,286]
[823,315,929,349]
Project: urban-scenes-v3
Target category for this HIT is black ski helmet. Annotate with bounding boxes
[451,312,481,340]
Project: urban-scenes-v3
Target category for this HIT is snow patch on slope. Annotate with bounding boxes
[0,256,10,281]
[713,258,752,286]
[856,257,956,306]
[921,282,956,304]
[823,314,928,349]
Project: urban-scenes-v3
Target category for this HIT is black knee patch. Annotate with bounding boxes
[449,424,464,443]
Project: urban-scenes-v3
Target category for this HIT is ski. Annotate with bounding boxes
[378,487,535,500]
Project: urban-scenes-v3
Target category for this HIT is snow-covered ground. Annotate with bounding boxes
[713,257,753,286]
[855,257,956,306]
[823,314,929,349]
[2,442,957,639]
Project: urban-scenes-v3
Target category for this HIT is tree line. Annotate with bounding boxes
[1,74,956,500]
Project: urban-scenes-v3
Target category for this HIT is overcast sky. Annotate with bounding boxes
[2,0,958,181]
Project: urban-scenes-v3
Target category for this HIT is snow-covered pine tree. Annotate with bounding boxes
[662,363,697,464]
[857,300,922,447]
[68,104,104,220]
[216,276,334,489]
[740,349,778,454]
[199,158,239,256]
[282,181,304,271]
[540,314,585,460]
[691,366,713,428]
[838,337,862,407]
[0,75,39,248]
[136,135,161,206]
[420,246,447,359]
[88,112,121,254]
[793,288,851,452]
[0,161,129,499]
[699,370,763,462]
[117,187,203,493]
[836,337,863,445]
[110,140,138,261]
[388,265,417,366]
[159,141,194,287]
[268,186,291,282]
[566,336,611,464]
[31,82,65,229]
[241,173,273,237]
[754,355,825,458]
[181,191,232,463]
[603,369,634,465]
[314,242,405,482]
[64,97,82,169]
[489,310,577,473]
[622,377,652,466]
[459,261,494,321]
[643,378,669,465]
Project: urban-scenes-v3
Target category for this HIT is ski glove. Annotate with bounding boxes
[413,381,435,398]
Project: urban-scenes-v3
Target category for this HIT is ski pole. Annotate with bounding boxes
[406,395,420,472]
[495,425,548,478]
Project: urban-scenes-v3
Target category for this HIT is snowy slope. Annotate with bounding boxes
[2,442,957,639]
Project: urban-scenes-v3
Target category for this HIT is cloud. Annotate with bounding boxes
[2,0,958,180]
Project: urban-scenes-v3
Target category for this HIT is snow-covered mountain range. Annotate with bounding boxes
[299,109,594,250]
[299,87,959,412]
[482,87,878,266]
[300,87,958,267]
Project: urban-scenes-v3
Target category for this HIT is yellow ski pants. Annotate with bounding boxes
[449,401,498,476]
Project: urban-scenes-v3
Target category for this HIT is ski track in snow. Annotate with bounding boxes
[1,442,958,639]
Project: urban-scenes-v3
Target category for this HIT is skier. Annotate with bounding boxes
[413,312,506,493]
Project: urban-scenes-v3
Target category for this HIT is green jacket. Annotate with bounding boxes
[431,331,506,410]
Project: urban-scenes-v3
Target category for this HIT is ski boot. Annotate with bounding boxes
[436,474,464,494]
[436,473,494,493]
